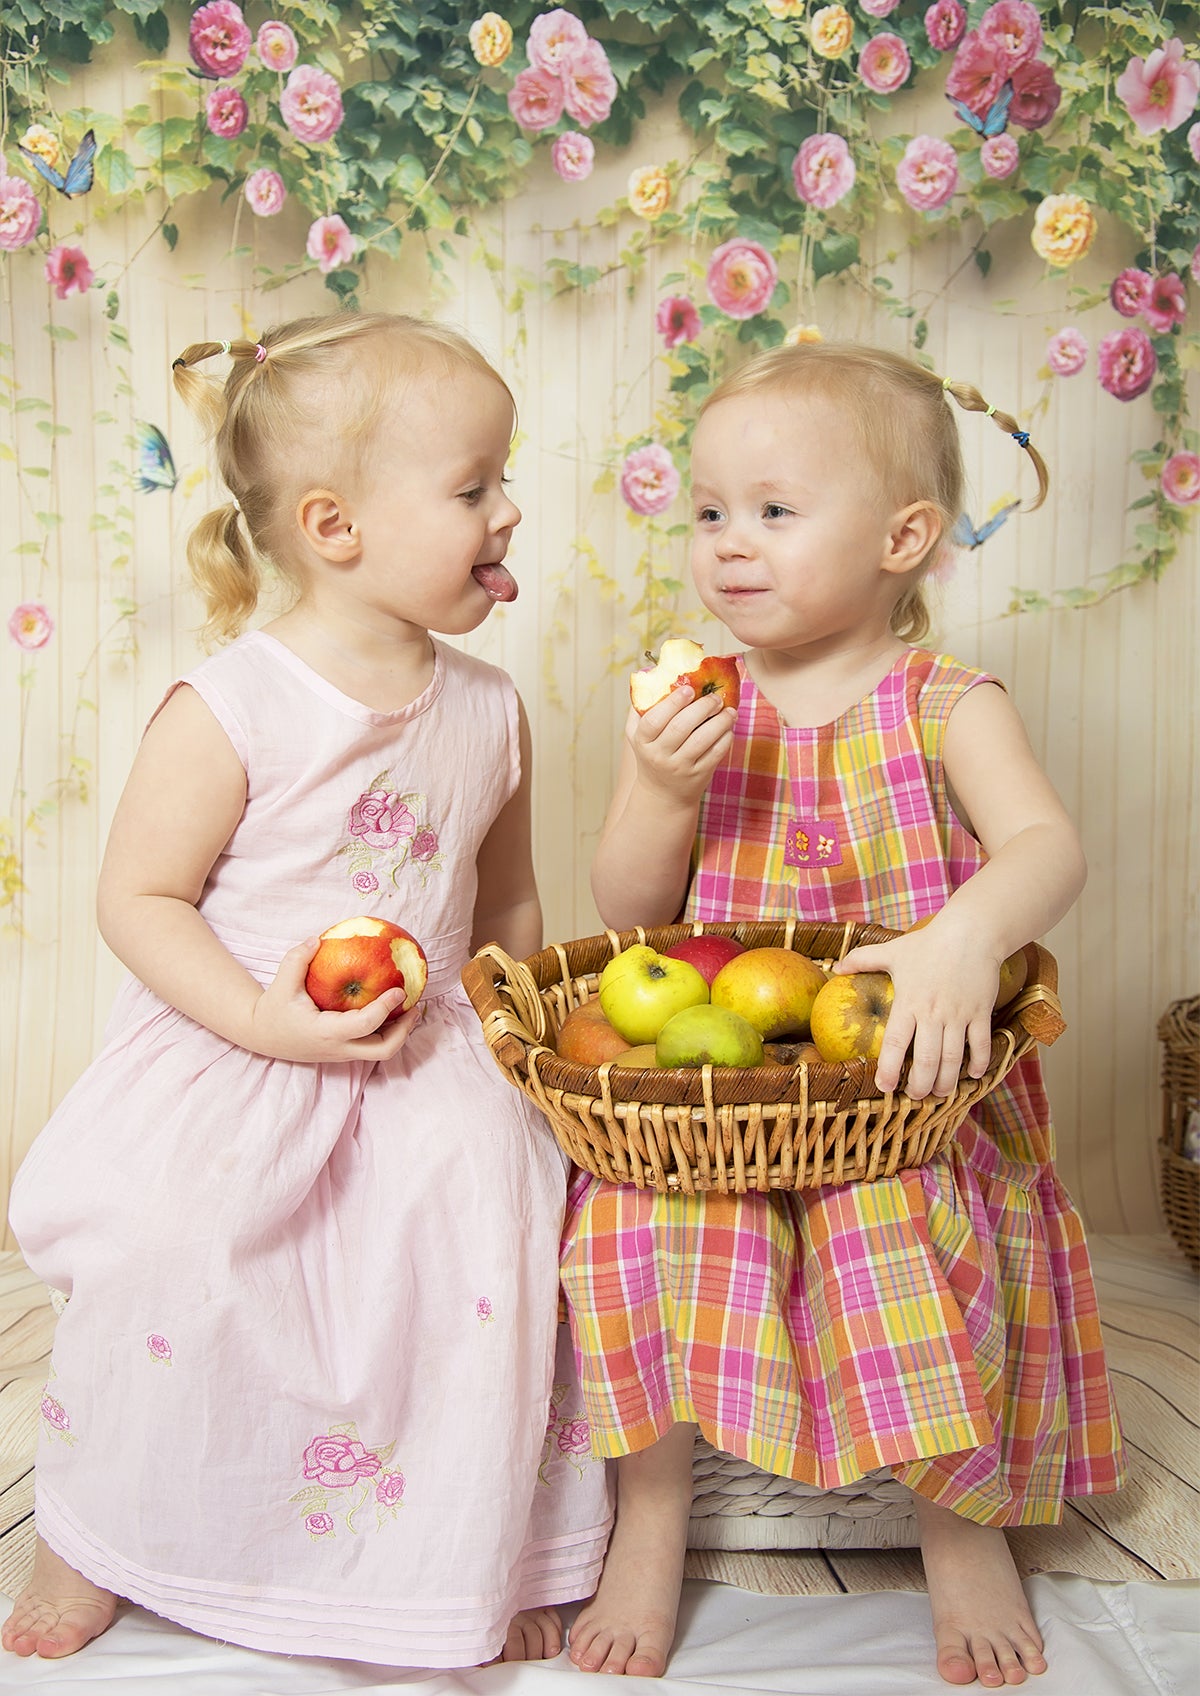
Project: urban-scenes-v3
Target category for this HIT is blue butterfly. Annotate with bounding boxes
[952,500,1019,551]
[133,422,178,494]
[947,82,1013,138]
[18,128,96,198]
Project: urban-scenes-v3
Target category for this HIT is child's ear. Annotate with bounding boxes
[882,500,941,576]
[297,489,361,563]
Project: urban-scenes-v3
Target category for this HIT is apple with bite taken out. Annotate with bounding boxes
[656,1004,765,1069]
[662,932,746,986]
[630,637,740,716]
[809,971,894,1063]
[598,944,709,1046]
[710,947,828,1041]
[556,998,632,1066]
[305,917,428,1019]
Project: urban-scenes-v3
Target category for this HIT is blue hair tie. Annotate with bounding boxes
[1012,430,1030,448]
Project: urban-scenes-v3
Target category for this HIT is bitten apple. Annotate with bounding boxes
[598,944,709,1045]
[630,637,740,716]
[809,972,894,1063]
[710,948,828,1041]
[305,917,428,1017]
[662,933,746,985]
[556,998,632,1066]
[656,1004,764,1069]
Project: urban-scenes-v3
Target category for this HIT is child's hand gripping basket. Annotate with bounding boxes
[461,918,1066,1194]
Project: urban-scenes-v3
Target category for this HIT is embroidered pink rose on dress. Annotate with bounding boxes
[305,1511,334,1537]
[302,1431,382,1488]
[39,1382,77,1445]
[540,1384,596,1482]
[375,1471,406,1506]
[338,771,444,891]
[557,1418,591,1457]
[291,1421,403,1538]
[476,1295,495,1324]
[146,1333,173,1364]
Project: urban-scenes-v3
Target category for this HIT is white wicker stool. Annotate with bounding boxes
[688,1435,918,1550]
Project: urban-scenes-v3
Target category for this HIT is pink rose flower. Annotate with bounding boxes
[896,136,958,212]
[302,1433,382,1489]
[792,132,856,209]
[1045,327,1088,377]
[41,1394,70,1430]
[1008,59,1062,131]
[861,0,899,15]
[655,294,701,350]
[977,1,1042,71]
[1110,268,1152,317]
[146,1333,173,1362]
[1190,122,1200,164]
[206,86,248,139]
[352,870,379,894]
[9,602,54,649]
[924,0,966,53]
[620,445,680,516]
[244,167,286,216]
[981,133,1019,178]
[257,20,298,72]
[507,66,565,132]
[281,65,344,143]
[1116,38,1199,136]
[946,30,1010,119]
[45,244,93,299]
[557,1418,591,1456]
[375,1470,406,1506]
[528,8,589,74]
[859,33,910,97]
[0,174,41,249]
[1143,273,1187,334]
[189,0,251,79]
[476,1295,494,1321]
[551,131,594,181]
[1161,451,1200,506]
[410,828,439,861]
[305,1511,334,1535]
[706,237,778,319]
[348,790,415,847]
[307,213,355,274]
[1097,327,1157,401]
[561,38,617,128]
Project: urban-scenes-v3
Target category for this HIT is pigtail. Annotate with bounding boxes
[940,377,1050,510]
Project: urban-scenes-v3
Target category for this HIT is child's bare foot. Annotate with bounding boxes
[569,1422,695,1677]
[2,1535,117,1659]
[500,1606,563,1661]
[914,1493,1047,1687]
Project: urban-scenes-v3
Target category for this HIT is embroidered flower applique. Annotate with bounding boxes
[476,1295,495,1325]
[539,1381,594,1483]
[146,1333,173,1365]
[337,773,444,894]
[289,1421,404,1538]
[39,1373,77,1447]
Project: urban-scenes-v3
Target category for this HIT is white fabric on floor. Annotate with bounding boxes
[2,1577,1197,1696]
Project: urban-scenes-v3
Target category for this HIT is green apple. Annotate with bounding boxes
[598,944,709,1045]
[710,947,828,1040]
[655,1003,765,1068]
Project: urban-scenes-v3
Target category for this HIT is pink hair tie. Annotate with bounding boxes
[254,343,267,363]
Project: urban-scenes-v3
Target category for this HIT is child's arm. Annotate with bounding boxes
[836,682,1086,1100]
[97,685,417,1062]
[471,696,542,960]
[591,687,736,929]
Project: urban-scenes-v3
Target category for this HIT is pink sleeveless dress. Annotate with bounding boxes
[10,632,611,1666]
[561,648,1125,1527]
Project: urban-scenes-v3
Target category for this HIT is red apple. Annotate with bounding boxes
[662,933,746,985]
[630,637,740,716]
[556,998,632,1066]
[305,917,428,1018]
[710,947,828,1041]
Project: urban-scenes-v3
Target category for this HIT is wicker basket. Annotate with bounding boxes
[1157,995,1200,1271]
[689,1437,918,1550]
[462,919,1065,1194]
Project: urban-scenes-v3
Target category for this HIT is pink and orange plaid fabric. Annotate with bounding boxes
[561,649,1125,1526]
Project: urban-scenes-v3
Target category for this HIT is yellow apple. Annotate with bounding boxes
[809,971,894,1063]
[609,1043,661,1067]
[710,947,828,1040]
[598,944,709,1045]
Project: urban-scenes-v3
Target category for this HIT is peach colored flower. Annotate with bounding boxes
[859,33,911,96]
[655,295,701,350]
[302,1432,382,1488]
[977,1,1042,70]
[1142,273,1187,334]
[528,8,588,74]
[627,165,671,221]
[1116,37,1199,135]
[1097,327,1156,401]
[281,65,344,143]
[981,133,1019,178]
[1161,452,1200,506]
[810,5,853,60]
[792,132,855,209]
[469,13,513,69]
[8,602,54,650]
[306,214,356,274]
[784,323,823,345]
[1030,193,1096,267]
[706,237,778,320]
[0,175,41,250]
[561,38,616,127]
[244,167,286,216]
[19,125,60,170]
[924,0,966,52]
[508,66,565,131]
[189,0,251,78]
[206,85,248,139]
[896,136,958,212]
[551,131,594,180]
[620,445,680,516]
[45,244,93,298]
[762,0,805,17]
[1045,327,1088,376]
[257,21,298,72]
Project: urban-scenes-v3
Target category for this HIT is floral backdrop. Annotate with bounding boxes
[2,0,1198,912]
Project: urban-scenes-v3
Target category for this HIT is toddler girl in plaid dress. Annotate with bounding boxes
[562,343,1124,1687]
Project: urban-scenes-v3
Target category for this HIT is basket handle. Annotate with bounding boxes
[1006,942,1067,1046]
[461,943,549,1058]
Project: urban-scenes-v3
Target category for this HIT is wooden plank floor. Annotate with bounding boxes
[0,1235,1196,1604]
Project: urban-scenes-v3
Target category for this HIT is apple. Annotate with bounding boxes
[710,947,828,1041]
[763,1040,823,1065]
[630,637,740,716]
[809,971,894,1063]
[598,944,709,1045]
[609,1043,660,1067]
[662,932,746,986]
[556,998,632,1066]
[655,1004,765,1069]
[305,917,427,1017]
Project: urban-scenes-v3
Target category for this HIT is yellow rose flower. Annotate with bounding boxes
[1030,193,1098,269]
[810,5,854,60]
[19,124,61,171]
[763,0,806,18]
[784,323,823,346]
[627,165,672,221]
[468,12,513,69]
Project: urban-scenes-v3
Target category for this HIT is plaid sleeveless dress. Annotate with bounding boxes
[561,648,1125,1526]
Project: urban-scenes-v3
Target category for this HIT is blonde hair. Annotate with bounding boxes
[172,312,514,645]
[700,342,1049,644]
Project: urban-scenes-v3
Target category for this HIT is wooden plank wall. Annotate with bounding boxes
[2,62,1198,1243]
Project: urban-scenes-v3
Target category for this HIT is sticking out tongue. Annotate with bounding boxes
[472,561,518,603]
